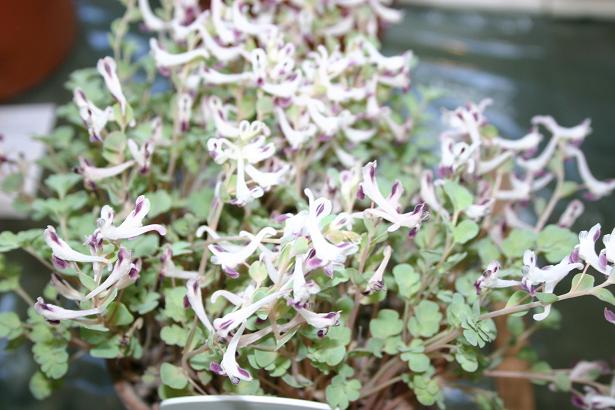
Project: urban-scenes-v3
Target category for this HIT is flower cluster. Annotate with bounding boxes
[35,196,165,323]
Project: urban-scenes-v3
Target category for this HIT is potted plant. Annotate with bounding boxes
[1,1,615,409]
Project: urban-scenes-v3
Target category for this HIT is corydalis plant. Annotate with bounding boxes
[1,1,615,410]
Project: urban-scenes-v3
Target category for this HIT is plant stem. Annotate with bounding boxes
[359,375,403,399]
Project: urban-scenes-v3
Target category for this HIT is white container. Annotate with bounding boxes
[161,395,331,410]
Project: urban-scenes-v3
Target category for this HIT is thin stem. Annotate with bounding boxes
[14,285,34,305]
[535,155,565,232]
[24,247,54,271]
[359,375,403,399]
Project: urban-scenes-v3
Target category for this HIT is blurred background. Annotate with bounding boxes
[1,0,614,409]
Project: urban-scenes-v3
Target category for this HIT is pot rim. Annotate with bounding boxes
[160,395,330,409]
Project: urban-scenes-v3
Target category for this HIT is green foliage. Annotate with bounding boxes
[325,374,361,410]
[408,300,442,338]
[443,181,473,212]
[502,229,537,259]
[537,225,578,263]
[453,219,480,244]
[160,363,189,390]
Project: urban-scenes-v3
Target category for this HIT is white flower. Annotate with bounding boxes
[275,106,317,149]
[574,387,615,409]
[209,227,277,275]
[149,38,209,68]
[304,189,358,263]
[210,0,236,45]
[213,290,288,338]
[474,261,520,293]
[211,285,255,307]
[50,274,83,301]
[442,99,491,147]
[73,88,114,142]
[368,0,403,23]
[231,1,276,37]
[97,57,128,115]
[565,146,615,200]
[186,278,214,334]
[532,116,591,143]
[365,245,392,294]
[477,151,512,175]
[522,250,583,321]
[420,170,449,220]
[294,306,341,337]
[138,0,169,31]
[210,323,252,384]
[558,199,584,228]
[160,247,200,280]
[127,139,154,173]
[290,254,320,307]
[76,157,135,187]
[34,297,102,323]
[197,23,244,63]
[85,247,135,299]
[516,136,559,174]
[492,128,542,152]
[438,136,476,176]
[96,195,167,241]
[44,226,108,264]
[360,161,427,233]
[578,224,612,275]
[603,228,615,264]
[494,173,553,201]
[465,198,495,220]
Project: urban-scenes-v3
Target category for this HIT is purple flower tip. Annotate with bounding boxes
[604,308,615,324]
[210,362,224,375]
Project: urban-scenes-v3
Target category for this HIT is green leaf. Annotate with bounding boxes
[537,225,578,263]
[0,256,20,292]
[455,346,479,372]
[90,335,121,358]
[0,231,20,253]
[472,238,501,265]
[186,188,213,221]
[160,363,188,390]
[253,349,277,369]
[104,302,134,326]
[400,340,430,373]
[325,375,361,410]
[502,229,537,259]
[148,190,173,218]
[127,235,159,258]
[570,273,595,293]
[161,325,190,347]
[408,300,442,338]
[1,173,23,193]
[369,309,403,338]
[443,181,473,212]
[393,264,421,299]
[29,371,53,400]
[32,340,69,379]
[593,288,615,305]
[162,287,188,322]
[45,174,82,198]
[102,131,127,163]
[535,293,558,304]
[553,372,572,392]
[0,312,22,340]
[249,261,268,283]
[409,375,442,406]
[453,220,479,244]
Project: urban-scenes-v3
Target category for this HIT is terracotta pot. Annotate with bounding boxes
[161,396,330,410]
[0,0,76,101]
